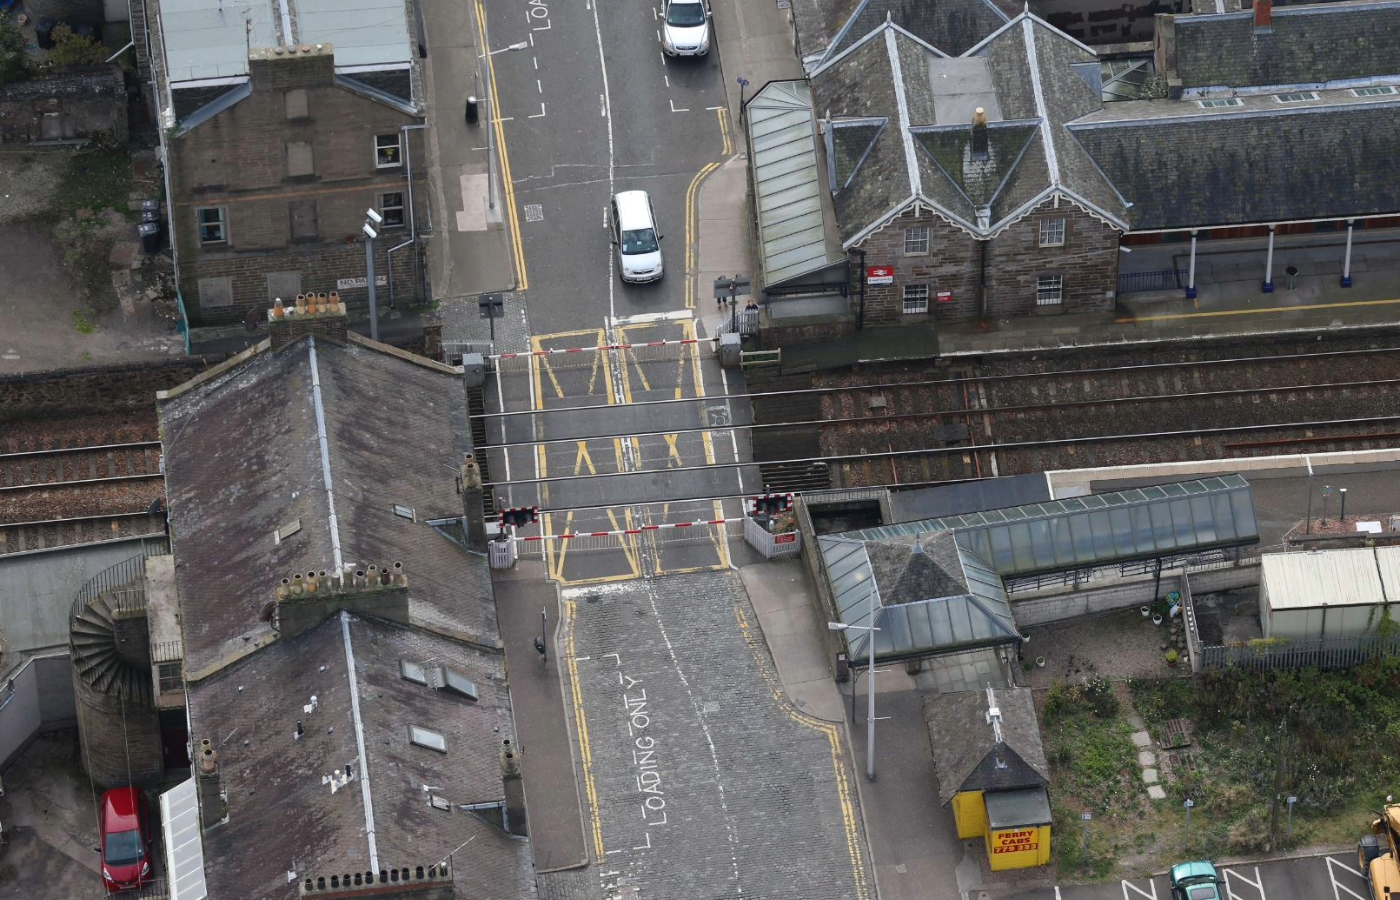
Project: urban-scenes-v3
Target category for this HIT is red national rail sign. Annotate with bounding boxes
[865,266,894,285]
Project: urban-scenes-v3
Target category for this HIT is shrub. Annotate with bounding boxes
[0,20,28,84]
[47,24,107,67]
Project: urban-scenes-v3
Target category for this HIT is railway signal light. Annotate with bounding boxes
[499,506,539,528]
[750,494,792,516]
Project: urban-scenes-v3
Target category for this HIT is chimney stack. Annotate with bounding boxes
[197,739,225,830]
[1253,0,1272,31]
[268,292,348,350]
[971,107,989,160]
[459,455,488,553]
[501,739,527,837]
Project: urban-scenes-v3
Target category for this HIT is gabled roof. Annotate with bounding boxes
[819,530,1020,661]
[160,337,494,677]
[822,0,1009,63]
[813,13,1127,246]
[1172,1,1400,90]
[923,687,1049,805]
[1071,101,1400,230]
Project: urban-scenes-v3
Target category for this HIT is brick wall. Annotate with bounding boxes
[850,198,1121,325]
[169,44,427,326]
[75,677,164,789]
[0,358,211,421]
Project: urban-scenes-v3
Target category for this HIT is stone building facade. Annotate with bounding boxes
[167,45,426,327]
[853,200,1120,326]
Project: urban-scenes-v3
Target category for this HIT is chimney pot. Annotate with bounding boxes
[1254,0,1272,29]
[291,573,305,596]
[305,571,318,594]
[295,294,307,314]
[971,107,989,159]
[354,570,367,588]
[379,565,391,586]
[272,298,285,319]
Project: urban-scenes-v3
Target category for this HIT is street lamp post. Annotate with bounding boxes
[476,40,527,212]
[830,606,880,782]
[362,210,382,341]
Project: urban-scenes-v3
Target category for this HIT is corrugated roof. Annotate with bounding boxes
[849,475,1258,578]
[747,80,842,287]
[1261,547,1400,610]
[159,0,412,83]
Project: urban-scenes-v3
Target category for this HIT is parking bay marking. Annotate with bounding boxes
[1328,856,1370,900]
[1223,866,1265,900]
[1123,878,1157,900]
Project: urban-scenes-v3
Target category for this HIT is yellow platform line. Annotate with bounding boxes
[1120,296,1400,323]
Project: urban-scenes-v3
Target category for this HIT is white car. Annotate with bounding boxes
[662,0,711,57]
[611,190,664,284]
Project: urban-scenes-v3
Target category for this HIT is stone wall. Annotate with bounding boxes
[168,44,427,327]
[851,197,1121,325]
[0,358,211,421]
[0,66,128,145]
[1011,561,1259,627]
[74,677,163,789]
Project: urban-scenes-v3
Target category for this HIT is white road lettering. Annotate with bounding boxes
[528,0,552,28]
[620,675,668,825]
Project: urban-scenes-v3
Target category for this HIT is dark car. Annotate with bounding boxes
[99,787,153,892]
[1170,861,1223,900]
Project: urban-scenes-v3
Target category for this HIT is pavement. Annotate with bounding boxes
[0,732,106,900]
[1007,851,1363,900]
[490,560,589,872]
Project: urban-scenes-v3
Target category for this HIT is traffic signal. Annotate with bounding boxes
[750,494,792,516]
[499,506,539,527]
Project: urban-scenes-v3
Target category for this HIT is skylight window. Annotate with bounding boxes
[1353,86,1397,97]
[1274,91,1319,103]
[393,504,416,521]
[409,726,446,752]
[1195,98,1243,109]
[440,669,480,701]
[400,660,428,685]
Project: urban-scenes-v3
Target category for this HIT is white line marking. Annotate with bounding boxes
[533,56,539,69]
[533,18,552,29]
[602,652,621,665]
[529,103,547,118]
[670,98,689,113]
[574,656,591,661]
[587,0,617,322]
[529,31,535,46]
[611,309,693,324]
[600,93,607,117]
[606,849,623,855]
[664,74,670,87]
[705,105,723,110]
[1224,867,1264,900]
[536,79,543,93]
[1329,857,1370,900]
[1123,880,1157,900]
[657,28,662,41]
[495,116,514,122]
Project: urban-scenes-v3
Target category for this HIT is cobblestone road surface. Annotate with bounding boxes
[557,571,872,900]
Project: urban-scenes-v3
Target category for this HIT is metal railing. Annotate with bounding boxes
[152,641,184,664]
[91,877,168,900]
[443,340,495,366]
[68,539,169,626]
[1117,269,1186,297]
[717,308,760,337]
[1196,632,1400,671]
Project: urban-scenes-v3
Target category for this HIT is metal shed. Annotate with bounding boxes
[1260,547,1400,640]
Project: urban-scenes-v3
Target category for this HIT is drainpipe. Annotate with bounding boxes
[401,122,428,303]
[1262,224,1276,293]
[1341,219,1354,288]
[386,239,414,307]
[855,248,867,330]
[1186,229,1198,300]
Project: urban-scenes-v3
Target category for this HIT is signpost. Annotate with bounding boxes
[865,266,894,285]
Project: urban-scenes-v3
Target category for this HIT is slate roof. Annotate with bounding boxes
[822,0,1009,62]
[813,14,1127,246]
[866,531,969,604]
[160,337,493,677]
[188,615,528,900]
[1071,102,1400,230]
[923,687,1049,806]
[1172,1,1400,90]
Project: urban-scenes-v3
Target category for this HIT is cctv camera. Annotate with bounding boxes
[362,223,378,239]
[365,209,383,224]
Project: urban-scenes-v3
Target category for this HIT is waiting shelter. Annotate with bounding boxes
[924,686,1051,870]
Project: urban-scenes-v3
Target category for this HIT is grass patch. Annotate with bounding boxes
[51,145,134,224]
[72,309,97,334]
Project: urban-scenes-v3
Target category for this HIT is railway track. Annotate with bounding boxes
[0,442,164,491]
[0,512,168,556]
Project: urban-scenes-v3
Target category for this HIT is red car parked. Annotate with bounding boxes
[99,787,153,892]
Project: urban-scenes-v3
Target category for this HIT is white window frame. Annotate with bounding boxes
[1038,218,1066,248]
[903,284,930,314]
[408,725,446,752]
[1352,86,1397,97]
[1273,91,1319,103]
[903,226,930,255]
[1036,275,1064,306]
[375,133,403,168]
[379,191,406,229]
[1195,98,1243,109]
[197,206,227,245]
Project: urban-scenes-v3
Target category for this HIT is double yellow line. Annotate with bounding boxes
[474,0,529,291]
[682,108,734,309]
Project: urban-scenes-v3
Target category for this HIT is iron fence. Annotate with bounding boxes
[1117,269,1186,297]
[1196,633,1400,671]
[442,340,495,366]
[717,308,760,337]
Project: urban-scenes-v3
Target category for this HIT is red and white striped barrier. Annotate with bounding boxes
[493,339,705,361]
[514,516,740,542]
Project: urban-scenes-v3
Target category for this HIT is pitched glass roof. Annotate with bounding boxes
[847,475,1258,578]
[819,534,1020,660]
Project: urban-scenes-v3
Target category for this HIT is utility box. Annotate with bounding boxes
[488,536,517,569]
[718,332,742,368]
[462,352,486,388]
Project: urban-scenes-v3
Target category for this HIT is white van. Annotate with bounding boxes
[611,190,663,283]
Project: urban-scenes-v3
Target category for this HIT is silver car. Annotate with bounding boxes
[662,0,711,57]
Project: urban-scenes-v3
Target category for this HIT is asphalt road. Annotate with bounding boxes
[1008,852,1368,900]
[477,0,751,586]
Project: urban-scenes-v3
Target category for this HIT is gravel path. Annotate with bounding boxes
[1018,607,1187,688]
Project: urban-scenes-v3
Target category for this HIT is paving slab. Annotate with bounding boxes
[1147,785,1167,800]
[1138,750,1157,767]
[1131,730,1153,748]
[1142,767,1159,784]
